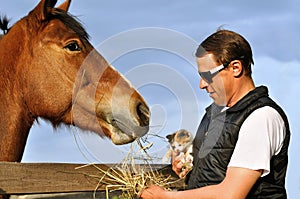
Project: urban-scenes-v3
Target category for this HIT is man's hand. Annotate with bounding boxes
[138,185,171,199]
[172,153,190,178]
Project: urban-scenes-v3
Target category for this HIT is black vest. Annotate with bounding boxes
[187,86,290,198]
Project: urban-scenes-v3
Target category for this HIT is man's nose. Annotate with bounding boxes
[199,78,209,89]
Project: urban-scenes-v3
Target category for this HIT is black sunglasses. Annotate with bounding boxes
[198,56,245,83]
[198,62,229,84]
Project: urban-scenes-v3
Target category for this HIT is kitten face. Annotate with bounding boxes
[166,129,193,154]
[163,129,194,173]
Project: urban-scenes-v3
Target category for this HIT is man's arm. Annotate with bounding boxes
[140,167,262,199]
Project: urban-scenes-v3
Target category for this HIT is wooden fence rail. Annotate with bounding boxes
[0,162,185,197]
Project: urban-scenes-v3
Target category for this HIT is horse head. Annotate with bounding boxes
[0,0,150,161]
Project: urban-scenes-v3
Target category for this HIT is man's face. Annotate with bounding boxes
[197,53,229,106]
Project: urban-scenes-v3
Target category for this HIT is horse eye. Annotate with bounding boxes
[64,42,81,51]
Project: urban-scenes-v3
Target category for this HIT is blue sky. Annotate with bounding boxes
[1,0,299,198]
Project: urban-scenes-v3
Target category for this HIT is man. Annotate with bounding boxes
[139,30,290,199]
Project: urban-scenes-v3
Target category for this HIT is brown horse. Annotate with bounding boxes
[0,0,150,162]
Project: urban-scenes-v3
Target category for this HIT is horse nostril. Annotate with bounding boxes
[136,103,150,127]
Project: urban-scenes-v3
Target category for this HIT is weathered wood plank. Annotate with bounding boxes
[10,192,120,199]
[0,163,110,195]
[0,163,184,195]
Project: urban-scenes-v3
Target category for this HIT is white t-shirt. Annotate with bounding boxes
[227,106,286,177]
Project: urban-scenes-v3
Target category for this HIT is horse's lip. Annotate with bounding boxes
[111,130,135,145]
[105,117,137,145]
[99,111,149,144]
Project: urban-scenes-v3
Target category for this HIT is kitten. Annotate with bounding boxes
[163,129,193,171]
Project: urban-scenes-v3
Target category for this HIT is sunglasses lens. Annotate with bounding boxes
[199,71,213,83]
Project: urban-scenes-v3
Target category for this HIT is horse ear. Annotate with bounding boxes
[57,0,72,12]
[31,0,58,21]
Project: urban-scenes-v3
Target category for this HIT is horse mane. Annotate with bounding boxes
[0,15,10,35]
[48,9,90,41]
[0,9,89,42]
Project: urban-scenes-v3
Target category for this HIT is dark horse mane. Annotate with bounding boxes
[48,9,90,41]
[0,15,9,37]
[0,10,89,41]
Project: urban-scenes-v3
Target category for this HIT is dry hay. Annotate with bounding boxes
[76,140,181,199]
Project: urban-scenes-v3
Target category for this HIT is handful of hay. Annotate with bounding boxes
[77,140,181,199]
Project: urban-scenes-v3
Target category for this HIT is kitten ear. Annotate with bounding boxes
[166,134,175,143]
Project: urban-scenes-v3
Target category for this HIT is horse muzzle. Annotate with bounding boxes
[97,99,150,145]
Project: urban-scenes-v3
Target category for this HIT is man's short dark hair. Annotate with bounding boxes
[196,29,254,77]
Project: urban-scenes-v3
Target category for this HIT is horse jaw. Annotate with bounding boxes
[71,67,150,145]
[70,93,150,145]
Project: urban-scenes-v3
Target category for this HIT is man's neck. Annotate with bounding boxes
[227,77,255,107]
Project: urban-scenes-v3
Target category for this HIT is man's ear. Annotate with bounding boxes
[231,60,243,77]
